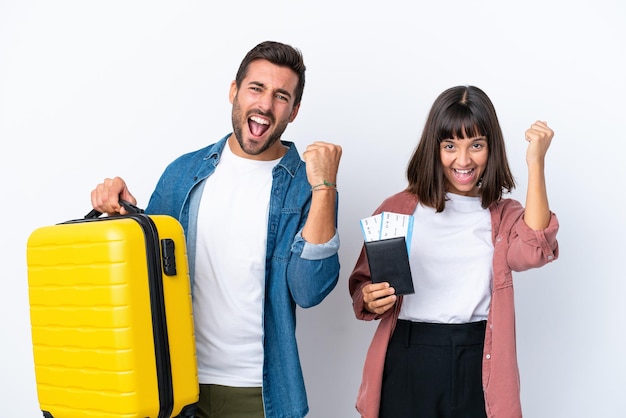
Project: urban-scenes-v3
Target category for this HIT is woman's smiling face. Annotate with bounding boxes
[440,135,489,196]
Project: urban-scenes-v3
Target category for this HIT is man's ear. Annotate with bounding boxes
[288,102,301,123]
[229,80,237,104]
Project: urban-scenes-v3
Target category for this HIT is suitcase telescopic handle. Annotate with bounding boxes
[84,200,145,219]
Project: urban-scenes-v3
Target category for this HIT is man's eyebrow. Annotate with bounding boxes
[275,88,292,99]
[248,80,292,99]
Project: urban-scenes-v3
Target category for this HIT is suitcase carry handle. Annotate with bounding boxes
[84,200,144,219]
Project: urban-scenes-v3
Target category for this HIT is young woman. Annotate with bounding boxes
[349,85,559,418]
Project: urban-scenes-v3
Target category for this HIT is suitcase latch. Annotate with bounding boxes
[161,238,177,276]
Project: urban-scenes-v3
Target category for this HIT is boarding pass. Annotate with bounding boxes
[360,212,414,247]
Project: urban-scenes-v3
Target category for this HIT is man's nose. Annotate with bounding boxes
[256,91,274,112]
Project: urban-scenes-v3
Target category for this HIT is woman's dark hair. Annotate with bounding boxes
[235,40,306,107]
[406,85,515,212]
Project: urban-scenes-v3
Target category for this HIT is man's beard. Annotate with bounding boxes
[231,96,289,156]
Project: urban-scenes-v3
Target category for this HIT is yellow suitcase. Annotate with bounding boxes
[27,204,198,418]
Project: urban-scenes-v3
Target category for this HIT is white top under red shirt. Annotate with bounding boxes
[399,192,494,324]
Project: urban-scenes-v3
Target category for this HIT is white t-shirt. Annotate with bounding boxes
[399,193,494,324]
[193,143,279,387]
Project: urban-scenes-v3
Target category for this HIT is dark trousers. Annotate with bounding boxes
[380,319,487,418]
[196,384,264,418]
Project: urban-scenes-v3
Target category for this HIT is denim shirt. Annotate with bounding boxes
[145,134,340,418]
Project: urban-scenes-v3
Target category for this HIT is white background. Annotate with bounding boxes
[2,1,625,417]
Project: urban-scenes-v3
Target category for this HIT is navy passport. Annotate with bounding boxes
[364,236,415,296]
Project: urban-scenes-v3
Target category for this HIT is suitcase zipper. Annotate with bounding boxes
[130,214,175,418]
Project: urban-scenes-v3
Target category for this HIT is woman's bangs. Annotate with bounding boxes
[438,109,484,141]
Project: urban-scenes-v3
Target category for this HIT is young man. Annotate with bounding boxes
[91,41,342,418]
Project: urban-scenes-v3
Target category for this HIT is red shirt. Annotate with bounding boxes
[349,191,559,418]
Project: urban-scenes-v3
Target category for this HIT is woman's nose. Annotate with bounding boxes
[457,149,471,165]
